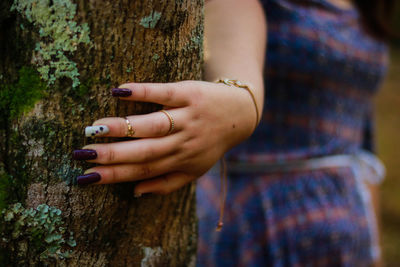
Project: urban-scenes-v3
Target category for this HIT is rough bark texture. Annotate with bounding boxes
[0,0,203,266]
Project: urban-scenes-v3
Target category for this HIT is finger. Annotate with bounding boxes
[82,157,175,185]
[82,134,179,164]
[89,109,182,138]
[112,82,191,107]
[134,172,195,196]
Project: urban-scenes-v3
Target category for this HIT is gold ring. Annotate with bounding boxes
[160,110,175,135]
[125,117,135,137]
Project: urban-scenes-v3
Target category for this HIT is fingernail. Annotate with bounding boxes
[112,88,132,97]
[72,149,97,160]
[85,125,109,137]
[77,172,101,185]
[134,192,142,198]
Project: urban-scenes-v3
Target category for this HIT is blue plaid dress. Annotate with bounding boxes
[196,0,388,266]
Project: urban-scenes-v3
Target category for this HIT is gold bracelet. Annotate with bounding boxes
[213,78,260,232]
[215,78,260,130]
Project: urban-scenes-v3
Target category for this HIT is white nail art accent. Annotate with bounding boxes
[85,125,109,137]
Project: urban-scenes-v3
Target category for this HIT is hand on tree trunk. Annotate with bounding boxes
[73,80,258,196]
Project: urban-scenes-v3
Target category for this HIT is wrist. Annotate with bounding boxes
[210,81,262,152]
[214,79,262,143]
[215,78,260,131]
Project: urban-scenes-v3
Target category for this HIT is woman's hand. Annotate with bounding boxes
[72,0,266,196]
[73,80,258,196]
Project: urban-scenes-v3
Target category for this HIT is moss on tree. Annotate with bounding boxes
[0,67,46,120]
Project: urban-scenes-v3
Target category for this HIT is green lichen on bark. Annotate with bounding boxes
[0,67,46,120]
[152,53,160,62]
[140,11,162,29]
[0,203,76,264]
[11,0,91,88]
[56,155,83,185]
[183,24,204,55]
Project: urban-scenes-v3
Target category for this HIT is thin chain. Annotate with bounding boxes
[214,78,260,232]
[216,157,227,232]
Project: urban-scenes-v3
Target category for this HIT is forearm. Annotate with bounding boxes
[204,0,267,115]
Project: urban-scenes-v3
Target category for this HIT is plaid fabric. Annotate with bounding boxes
[197,167,376,266]
[197,0,388,266]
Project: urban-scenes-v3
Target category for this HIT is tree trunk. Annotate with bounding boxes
[0,0,203,266]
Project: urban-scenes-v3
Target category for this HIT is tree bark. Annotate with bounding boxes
[0,0,203,266]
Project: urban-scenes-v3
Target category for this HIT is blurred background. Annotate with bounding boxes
[378,44,400,266]
[371,4,400,264]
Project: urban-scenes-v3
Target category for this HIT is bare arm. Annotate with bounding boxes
[204,0,266,125]
[204,0,266,96]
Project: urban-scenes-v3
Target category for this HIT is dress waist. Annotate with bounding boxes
[212,150,385,185]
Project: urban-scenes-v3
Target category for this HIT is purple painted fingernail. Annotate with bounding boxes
[72,149,97,160]
[112,88,132,97]
[77,172,101,185]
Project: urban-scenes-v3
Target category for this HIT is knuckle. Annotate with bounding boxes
[96,146,115,164]
[165,87,175,102]
[175,153,191,169]
[184,125,197,140]
[189,87,203,104]
[141,145,156,161]
[139,164,152,178]
[190,111,201,121]
[142,84,151,100]
[181,136,198,152]
[179,144,202,166]
[107,148,116,163]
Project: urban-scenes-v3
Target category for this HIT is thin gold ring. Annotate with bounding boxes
[160,110,175,135]
[125,117,135,137]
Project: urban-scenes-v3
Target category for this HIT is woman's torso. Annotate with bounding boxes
[227,0,388,162]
